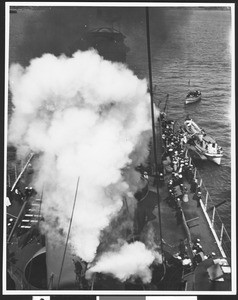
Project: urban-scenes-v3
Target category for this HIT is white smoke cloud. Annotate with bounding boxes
[8,49,152,263]
[86,241,159,283]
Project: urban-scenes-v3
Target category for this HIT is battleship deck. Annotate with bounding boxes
[6,132,231,290]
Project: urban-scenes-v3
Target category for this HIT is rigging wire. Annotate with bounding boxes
[38,185,44,229]
[57,177,80,289]
[145,7,164,263]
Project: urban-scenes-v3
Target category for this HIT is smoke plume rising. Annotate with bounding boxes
[86,241,161,283]
[9,49,152,265]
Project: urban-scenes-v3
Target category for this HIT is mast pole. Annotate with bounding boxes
[145,7,164,262]
[57,177,80,289]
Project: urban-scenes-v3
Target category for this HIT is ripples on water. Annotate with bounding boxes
[128,8,232,235]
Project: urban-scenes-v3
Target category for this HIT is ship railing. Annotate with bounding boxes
[191,160,231,261]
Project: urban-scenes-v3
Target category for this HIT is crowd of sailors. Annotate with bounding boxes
[160,112,201,211]
[160,112,216,270]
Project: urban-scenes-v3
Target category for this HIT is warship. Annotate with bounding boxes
[5,7,232,293]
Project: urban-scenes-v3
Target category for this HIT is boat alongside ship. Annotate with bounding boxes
[183,117,223,165]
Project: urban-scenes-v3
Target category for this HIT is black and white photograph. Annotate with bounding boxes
[3,1,236,295]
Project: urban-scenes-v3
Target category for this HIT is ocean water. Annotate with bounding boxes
[126,8,232,236]
[8,7,232,236]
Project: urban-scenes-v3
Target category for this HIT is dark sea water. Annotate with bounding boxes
[126,8,232,236]
[8,7,232,236]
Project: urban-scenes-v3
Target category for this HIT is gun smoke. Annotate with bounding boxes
[86,241,161,283]
[8,49,159,282]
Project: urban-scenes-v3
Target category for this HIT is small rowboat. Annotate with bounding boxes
[185,90,202,105]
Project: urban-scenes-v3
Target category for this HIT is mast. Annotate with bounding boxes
[57,177,80,289]
[145,7,164,262]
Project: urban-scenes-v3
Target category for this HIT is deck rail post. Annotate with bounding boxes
[205,191,209,210]
[220,223,224,245]
[199,178,203,187]
[193,167,197,180]
[211,206,216,228]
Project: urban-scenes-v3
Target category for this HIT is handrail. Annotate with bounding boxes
[173,119,231,257]
[191,162,231,260]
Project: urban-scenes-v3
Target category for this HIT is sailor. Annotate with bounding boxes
[195,238,200,243]
[196,191,202,207]
[168,192,176,208]
[194,243,203,253]
[25,186,36,198]
[176,197,182,209]
[168,179,173,188]
[14,187,24,203]
[158,172,164,187]
[25,187,31,197]
[193,190,202,207]
[168,148,174,161]
[193,252,203,266]
[173,160,178,172]
[178,174,183,185]
[207,252,216,259]
[182,187,189,202]
[190,178,198,193]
